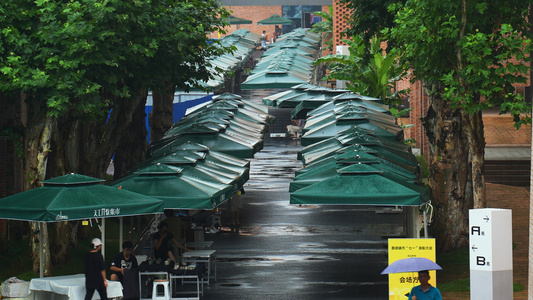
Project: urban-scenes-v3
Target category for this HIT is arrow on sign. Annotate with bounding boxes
[483,216,489,222]
[471,245,478,252]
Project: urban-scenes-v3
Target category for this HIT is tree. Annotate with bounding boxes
[310,6,334,52]
[343,0,532,251]
[339,0,405,51]
[315,35,408,111]
[0,0,231,274]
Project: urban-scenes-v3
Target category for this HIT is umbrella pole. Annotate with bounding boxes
[101,218,105,259]
[119,217,123,253]
[423,209,428,238]
[39,222,44,278]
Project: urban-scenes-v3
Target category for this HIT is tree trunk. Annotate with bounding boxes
[24,115,55,275]
[0,220,6,254]
[422,83,473,252]
[51,221,79,264]
[113,92,149,179]
[462,109,486,208]
[149,84,175,143]
[23,91,149,271]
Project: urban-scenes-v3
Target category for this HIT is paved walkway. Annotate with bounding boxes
[203,137,409,299]
[201,93,531,298]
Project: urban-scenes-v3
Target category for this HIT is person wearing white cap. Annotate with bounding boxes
[84,238,108,300]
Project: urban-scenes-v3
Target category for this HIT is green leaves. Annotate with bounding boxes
[317,35,408,108]
[310,6,333,51]
[385,0,532,126]
[0,0,232,118]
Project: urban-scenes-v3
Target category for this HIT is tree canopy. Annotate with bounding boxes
[0,0,232,274]
[341,0,532,251]
[0,0,230,119]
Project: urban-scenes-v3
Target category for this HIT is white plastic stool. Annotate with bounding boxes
[152,279,170,300]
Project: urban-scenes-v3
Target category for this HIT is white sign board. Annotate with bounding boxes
[469,208,512,299]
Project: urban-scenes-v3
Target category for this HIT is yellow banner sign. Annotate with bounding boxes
[388,238,437,300]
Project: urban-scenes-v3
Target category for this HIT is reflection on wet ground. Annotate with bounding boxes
[201,90,406,299]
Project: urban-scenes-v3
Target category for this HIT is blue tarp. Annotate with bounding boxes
[145,94,213,143]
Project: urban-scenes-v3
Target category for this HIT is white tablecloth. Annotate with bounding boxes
[30,274,122,300]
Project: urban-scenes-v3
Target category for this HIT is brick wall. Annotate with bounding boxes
[219,5,332,40]
[217,6,283,39]
[332,1,350,47]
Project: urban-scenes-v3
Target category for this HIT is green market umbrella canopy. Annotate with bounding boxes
[151,134,258,159]
[197,29,260,91]
[227,15,253,25]
[290,168,429,206]
[300,142,419,170]
[262,84,349,108]
[243,29,321,90]
[257,14,293,25]
[0,173,164,222]
[124,147,250,191]
[289,161,418,193]
[242,51,315,89]
[112,164,234,210]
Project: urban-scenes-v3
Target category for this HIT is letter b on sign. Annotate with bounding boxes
[477,256,486,266]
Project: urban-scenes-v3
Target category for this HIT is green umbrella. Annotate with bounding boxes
[290,162,418,193]
[290,172,429,206]
[0,173,164,222]
[0,173,164,277]
[112,164,234,210]
[227,15,253,25]
[125,149,250,191]
[257,14,293,25]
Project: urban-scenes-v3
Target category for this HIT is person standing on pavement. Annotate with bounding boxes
[408,270,442,300]
[261,31,267,50]
[85,238,108,300]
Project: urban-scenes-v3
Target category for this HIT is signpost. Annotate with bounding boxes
[469,208,513,299]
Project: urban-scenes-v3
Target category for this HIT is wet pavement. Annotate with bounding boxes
[202,135,408,299]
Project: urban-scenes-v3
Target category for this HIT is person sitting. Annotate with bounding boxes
[153,222,191,269]
[286,119,303,138]
[110,241,138,282]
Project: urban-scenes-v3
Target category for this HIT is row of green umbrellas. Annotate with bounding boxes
[279,89,429,207]
[241,29,322,89]
[290,133,428,206]
[0,93,273,276]
[200,29,261,91]
[150,93,274,159]
[113,92,274,210]
[0,92,272,219]
[227,14,293,26]
[263,84,389,120]
[300,100,405,146]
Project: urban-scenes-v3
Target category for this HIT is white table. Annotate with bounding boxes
[29,274,122,300]
[186,241,214,250]
[182,250,216,285]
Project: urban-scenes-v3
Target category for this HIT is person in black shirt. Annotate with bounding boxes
[84,238,108,300]
[153,222,190,267]
[110,241,138,282]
